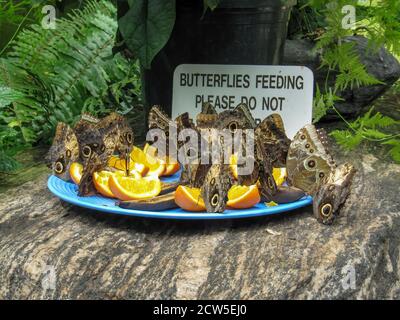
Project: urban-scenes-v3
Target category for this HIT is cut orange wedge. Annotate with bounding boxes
[69,162,83,185]
[143,143,158,158]
[108,174,161,201]
[93,171,115,198]
[162,157,180,176]
[227,185,260,209]
[174,185,206,212]
[133,162,148,176]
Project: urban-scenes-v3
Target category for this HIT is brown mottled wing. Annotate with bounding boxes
[312,162,356,225]
[286,124,336,195]
[234,103,256,129]
[175,112,195,131]
[255,113,291,167]
[201,164,234,213]
[196,102,218,129]
[97,112,134,159]
[76,127,111,196]
[256,138,278,201]
[46,122,79,181]
[148,105,173,131]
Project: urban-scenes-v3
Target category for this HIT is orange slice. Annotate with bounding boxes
[133,162,148,176]
[174,185,206,212]
[93,171,115,198]
[229,154,238,180]
[162,157,180,176]
[273,167,287,186]
[227,185,260,209]
[108,175,161,201]
[69,162,83,185]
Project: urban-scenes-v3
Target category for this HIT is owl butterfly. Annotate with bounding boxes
[254,113,291,201]
[75,113,131,196]
[287,124,356,224]
[76,125,111,196]
[196,102,218,129]
[147,106,175,158]
[46,122,79,181]
[98,112,134,175]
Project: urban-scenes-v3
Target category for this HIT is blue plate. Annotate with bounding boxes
[47,172,312,220]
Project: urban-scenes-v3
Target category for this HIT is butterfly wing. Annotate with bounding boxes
[196,102,218,129]
[286,125,336,195]
[313,163,356,224]
[201,164,234,213]
[46,122,79,181]
[255,113,291,167]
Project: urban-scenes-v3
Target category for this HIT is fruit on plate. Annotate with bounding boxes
[162,157,180,176]
[108,174,161,201]
[174,185,206,212]
[231,154,287,187]
[272,167,287,186]
[227,185,260,209]
[69,162,83,185]
[93,170,141,198]
[229,154,239,180]
[131,146,165,177]
[93,171,116,198]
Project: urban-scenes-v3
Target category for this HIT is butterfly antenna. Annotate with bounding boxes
[125,152,130,177]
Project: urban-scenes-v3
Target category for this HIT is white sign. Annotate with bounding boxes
[172,64,314,139]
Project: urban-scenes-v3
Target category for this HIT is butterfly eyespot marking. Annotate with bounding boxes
[126,132,133,143]
[308,160,316,168]
[320,203,333,218]
[305,143,310,149]
[301,135,306,140]
[55,161,64,174]
[66,150,71,158]
[319,172,325,178]
[82,146,91,158]
[211,194,219,206]
[229,122,238,133]
[309,149,314,153]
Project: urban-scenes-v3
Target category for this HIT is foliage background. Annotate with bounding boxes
[0,0,399,173]
[0,0,144,172]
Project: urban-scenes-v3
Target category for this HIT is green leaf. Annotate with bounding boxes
[362,129,390,140]
[0,151,20,172]
[119,0,176,69]
[330,129,363,150]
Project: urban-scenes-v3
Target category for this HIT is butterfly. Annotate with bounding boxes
[201,164,234,213]
[253,113,292,201]
[98,112,134,175]
[46,122,80,181]
[286,124,356,224]
[196,102,218,129]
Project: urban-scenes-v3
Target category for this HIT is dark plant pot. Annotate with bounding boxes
[142,0,297,116]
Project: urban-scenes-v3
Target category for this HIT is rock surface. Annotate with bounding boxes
[0,141,399,299]
[284,36,400,118]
